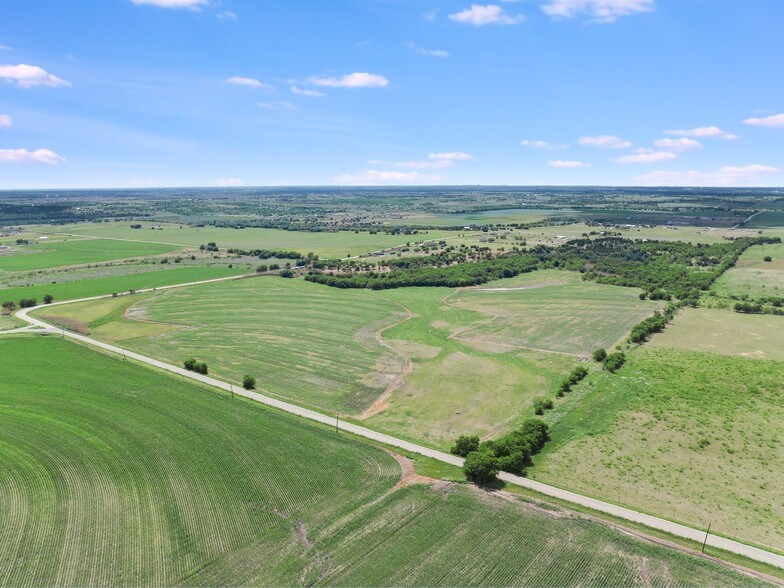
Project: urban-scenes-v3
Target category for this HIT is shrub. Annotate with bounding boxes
[184,358,197,371]
[532,397,554,415]
[451,435,480,457]
[194,362,208,375]
[43,294,54,304]
[279,269,295,278]
[462,449,499,484]
[603,352,626,373]
[2,300,16,311]
[764,256,773,262]
[592,348,607,362]
[18,298,37,308]
[257,265,268,273]
[242,375,256,390]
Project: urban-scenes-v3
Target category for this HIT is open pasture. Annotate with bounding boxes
[1,337,765,587]
[650,307,784,361]
[121,277,408,414]
[34,222,455,259]
[385,208,571,226]
[0,237,178,272]
[448,270,661,356]
[0,265,250,305]
[711,242,784,298]
[534,347,784,553]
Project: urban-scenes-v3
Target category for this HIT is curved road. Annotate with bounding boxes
[11,277,784,571]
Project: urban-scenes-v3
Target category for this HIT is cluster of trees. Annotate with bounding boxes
[227,248,310,261]
[603,352,626,372]
[2,300,17,312]
[452,419,550,483]
[734,301,764,314]
[18,298,37,308]
[557,365,589,397]
[183,358,208,374]
[199,242,219,252]
[129,224,142,229]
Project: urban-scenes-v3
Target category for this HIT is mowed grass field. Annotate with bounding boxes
[0,237,179,271]
[124,278,408,414]
[1,337,766,587]
[711,242,784,298]
[36,222,456,258]
[365,285,576,447]
[534,347,784,553]
[650,307,784,362]
[0,265,250,305]
[448,270,661,356]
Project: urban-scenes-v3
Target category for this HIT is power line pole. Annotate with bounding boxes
[335,413,339,433]
[701,523,711,553]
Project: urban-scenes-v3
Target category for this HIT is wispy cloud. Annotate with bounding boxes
[217,11,237,21]
[0,114,11,128]
[213,178,244,186]
[652,137,702,151]
[743,113,784,129]
[130,0,208,9]
[257,101,299,112]
[614,149,676,164]
[578,134,632,149]
[309,73,389,88]
[0,148,65,164]
[548,160,589,168]
[521,139,569,150]
[334,170,445,184]
[541,0,655,23]
[448,4,524,26]
[226,76,272,90]
[405,42,449,58]
[665,126,738,140]
[291,85,325,98]
[369,152,473,170]
[0,64,70,88]
[0,45,11,51]
[636,165,781,186]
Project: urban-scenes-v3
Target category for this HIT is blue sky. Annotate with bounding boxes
[1,0,782,188]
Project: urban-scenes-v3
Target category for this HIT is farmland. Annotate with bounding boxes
[0,336,770,587]
[31,222,457,259]
[534,347,784,553]
[711,242,784,298]
[0,237,179,271]
[448,270,661,356]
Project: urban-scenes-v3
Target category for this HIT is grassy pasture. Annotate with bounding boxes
[0,313,22,331]
[385,208,570,226]
[650,307,784,361]
[0,237,178,271]
[711,242,784,298]
[34,222,455,258]
[743,211,784,228]
[1,337,765,587]
[122,277,408,414]
[449,270,661,356]
[535,347,784,553]
[0,265,250,305]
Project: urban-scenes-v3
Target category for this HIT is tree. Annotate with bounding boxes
[243,375,256,390]
[2,301,16,311]
[764,256,773,262]
[279,269,295,278]
[184,358,197,371]
[603,352,626,373]
[43,294,54,304]
[592,348,607,362]
[451,435,480,457]
[195,362,209,375]
[462,449,499,485]
[18,298,37,308]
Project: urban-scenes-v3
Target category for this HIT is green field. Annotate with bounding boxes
[33,222,456,259]
[711,243,784,298]
[743,211,784,228]
[0,265,250,305]
[650,307,784,361]
[448,270,661,356]
[123,278,408,414]
[386,208,570,226]
[0,336,768,587]
[0,238,179,271]
[534,347,784,553]
[0,313,22,331]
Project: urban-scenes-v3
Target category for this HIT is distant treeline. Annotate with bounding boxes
[227,248,306,260]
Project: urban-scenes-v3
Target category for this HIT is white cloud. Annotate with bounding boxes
[309,72,389,88]
[0,64,70,88]
[448,4,524,26]
[213,178,244,186]
[548,160,589,168]
[130,0,208,9]
[0,148,65,165]
[743,113,784,129]
[636,165,781,186]
[0,45,10,51]
[291,85,325,97]
[429,151,473,161]
[0,114,11,128]
[334,170,444,184]
[578,134,632,149]
[614,149,676,164]
[541,0,655,22]
[217,11,237,20]
[368,151,473,170]
[665,126,738,140]
[226,76,272,89]
[405,42,449,58]
[652,137,702,151]
[257,101,299,112]
[521,139,568,150]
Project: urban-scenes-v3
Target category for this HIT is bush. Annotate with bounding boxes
[603,352,626,372]
[592,348,607,362]
[451,435,480,457]
[279,269,295,278]
[184,358,197,371]
[462,449,499,484]
[43,294,54,304]
[18,298,37,308]
[242,375,256,390]
[257,264,269,273]
[2,300,16,311]
[764,256,773,262]
[532,397,554,415]
[194,362,208,375]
